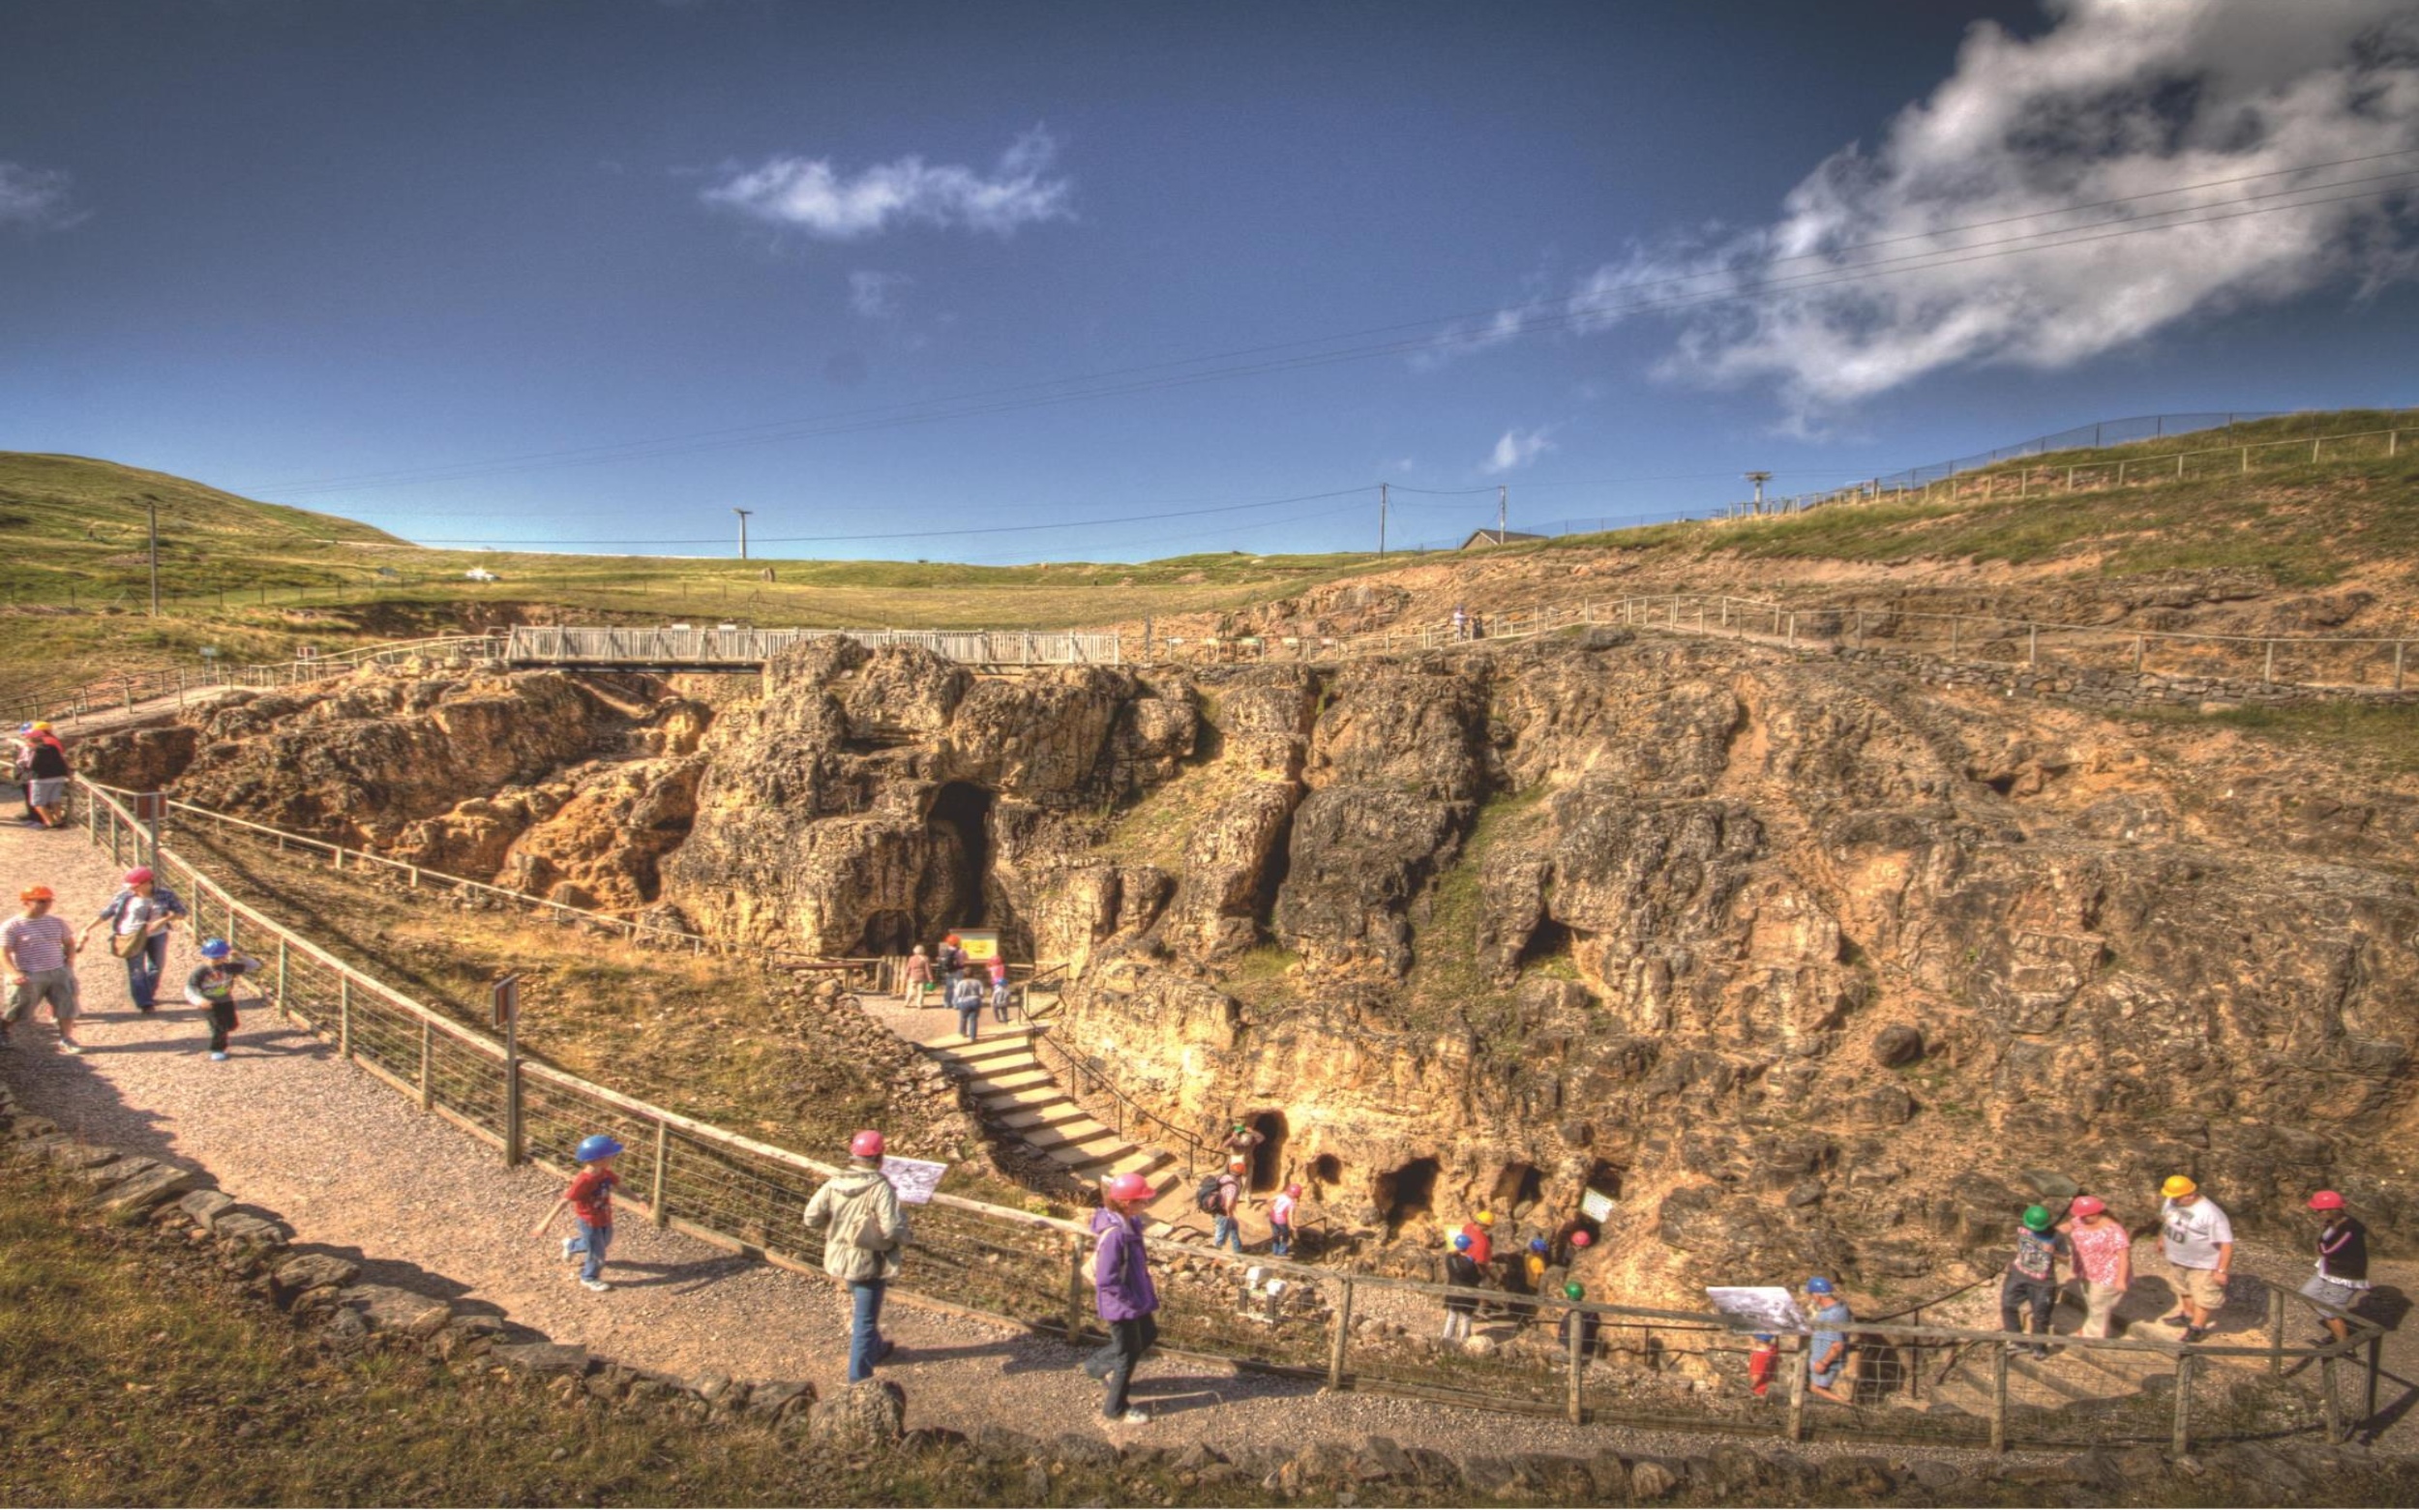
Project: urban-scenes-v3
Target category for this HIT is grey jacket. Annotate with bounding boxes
[802,1166,909,1283]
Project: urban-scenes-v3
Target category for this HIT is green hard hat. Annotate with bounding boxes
[2022,1204,2054,1230]
[1564,1281,1585,1301]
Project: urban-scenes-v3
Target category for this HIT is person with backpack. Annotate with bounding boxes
[182,936,263,1061]
[1209,1161,1245,1253]
[947,969,984,1042]
[802,1130,910,1383]
[1441,1231,1481,1343]
[1087,1171,1161,1424]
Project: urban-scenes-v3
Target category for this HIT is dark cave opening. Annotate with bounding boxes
[1375,1157,1440,1234]
[1246,1111,1287,1192]
[928,781,995,930]
[858,908,916,956]
[1492,1160,1544,1214]
[1516,916,1574,970]
[1311,1153,1343,1189]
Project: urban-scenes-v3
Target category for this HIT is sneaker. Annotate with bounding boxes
[580,1278,610,1292]
[561,1237,578,1262]
[208,1051,229,1062]
[2160,1313,2193,1327]
[58,1040,83,1055]
[1104,1408,1150,1425]
[2179,1326,2210,1345]
[872,1339,896,1365]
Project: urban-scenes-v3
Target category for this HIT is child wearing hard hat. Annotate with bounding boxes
[3,884,82,1053]
[2302,1191,2371,1346]
[182,936,263,1061]
[2000,1204,2071,1355]
[2061,1196,2132,1339]
[1441,1231,1482,1343]
[1090,1171,1162,1424]
[532,1134,624,1292]
[1804,1277,1856,1405]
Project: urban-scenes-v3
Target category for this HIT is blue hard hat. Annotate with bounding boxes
[1451,1232,1471,1251]
[1753,1333,1777,1345]
[574,1135,624,1163]
[1806,1276,1836,1293]
[199,937,232,960]
[1529,1237,1549,1255]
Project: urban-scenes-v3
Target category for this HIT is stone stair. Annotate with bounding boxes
[922,1027,1183,1197]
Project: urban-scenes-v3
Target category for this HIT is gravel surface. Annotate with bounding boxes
[7,810,2405,1469]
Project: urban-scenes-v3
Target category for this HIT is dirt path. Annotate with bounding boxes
[0,817,1851,1466]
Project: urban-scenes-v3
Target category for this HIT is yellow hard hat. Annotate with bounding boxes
[29,721,50,731]
[1475,1210,1494,1226]
[2162,1174,2197,1200]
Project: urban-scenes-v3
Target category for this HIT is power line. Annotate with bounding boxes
[255,150,2419,499]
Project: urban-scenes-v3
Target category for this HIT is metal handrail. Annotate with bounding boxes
[1024,1022,1217,1181]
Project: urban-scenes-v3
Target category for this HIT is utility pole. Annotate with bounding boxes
[146,498,161,617]
[1497,485,1508,541]
[1378,483,1389,555]
[1745,471,1772,516]
[732,508,752,561]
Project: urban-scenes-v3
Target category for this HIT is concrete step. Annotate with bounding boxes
[967,1069,1058,1099]
[1032,1125,1146,1164]
[926,1029,1039,1060]
[993,1102,1094,1134]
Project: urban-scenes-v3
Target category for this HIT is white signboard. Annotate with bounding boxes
[1579,1187,1618,1223]
[881,1156,948,1206]
[1705,1286,1807,1335]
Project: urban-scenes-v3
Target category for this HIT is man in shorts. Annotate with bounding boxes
[3,885,83,1052]
[2157,1174,2233,1344]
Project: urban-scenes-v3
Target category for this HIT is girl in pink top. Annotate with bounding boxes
[1269,1184,1301,1257]
[2062,1197,2133,1339]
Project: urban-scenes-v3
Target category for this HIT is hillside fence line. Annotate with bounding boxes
[64,775,2382,1452]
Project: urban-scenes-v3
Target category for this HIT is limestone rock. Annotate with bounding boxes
[804,1379,905,1445]
[491,1342,589,1376]
[335,1284,452,1337]
[96,1163,200,1214]
[272,1253,362,1298]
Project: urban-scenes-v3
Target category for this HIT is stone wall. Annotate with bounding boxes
[1819,644,2415,711]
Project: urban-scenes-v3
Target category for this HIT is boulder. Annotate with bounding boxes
[1629,1459,1682,1500]
[744,1379,815,1423]
[805,1379,906,1446]
[491,1342,590,1376]
[95,1163,200,1215]
[272,1253,362,1298]
[336,1284,453,1337]
[176,1190,236,1224]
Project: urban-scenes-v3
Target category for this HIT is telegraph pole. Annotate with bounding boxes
[1497,485,1508,541]
[732,508,753,561]
[146,498,160,616]
[1378,483,1389,555]
[1744,471,1772,516]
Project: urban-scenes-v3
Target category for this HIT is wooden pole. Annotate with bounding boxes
[275,937,289,1021]
[1990,1341,2009,1455]
[2321,1352,2343,1442]
[1328,1278,1355,1389]
[2172,1351,2195,1457]
[2268,1289,2286,1375]
[2367,1334,2384,1435]
[651,1119,671,1227]
[1566,1307,1585,1425]
[503,1010,523,1167]
[1785,1338,1807,1442]
[1065,1233,1088,1345]
[337,976,351,1059]
[418,1020,433,1112]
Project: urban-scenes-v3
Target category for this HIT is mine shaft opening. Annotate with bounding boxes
[928,782,995,930]
[1245,1112,1287,1192]
[1311,1154,1343,1192]
[1492,1160,1544,1215]
[1516,917,1574,970]
[858,909,916,957]
[1374,1157,1439,1235]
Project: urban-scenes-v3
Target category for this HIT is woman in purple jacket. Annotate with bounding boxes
[1087,1171,1161,1424]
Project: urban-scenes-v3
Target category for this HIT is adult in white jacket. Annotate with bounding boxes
[802,1129,911,1383]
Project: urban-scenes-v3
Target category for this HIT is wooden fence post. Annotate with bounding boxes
[1785,1338,1807,1442]
[2368,1334,2384,1434]
[2394,642,2404,693]
[1907,1308,1925,1404]
[275,937,289,1020]
[2172,1351,2195,1456]
[2321,1352,2343,1442]
[2264,640,2277,684]
[2027,625,2038,667]
[1065,1233,1088,1345]
[650,1119,671,1227]
[337,977,351,1059]
[2269,1289,2286,1375]
[418,1020,433,1112]
[1990,1341,2010,1454]
[2135,636,2146,674]
[1328,1278,1355,1389]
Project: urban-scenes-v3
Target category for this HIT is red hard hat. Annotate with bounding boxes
[849,1129,885,1158]
[2071,1196,2107,1217]
[2308,1190,2346,1211]
[124,867,156,884]
[1570,1230,1594,1248]
[1106,1172,1153,1203]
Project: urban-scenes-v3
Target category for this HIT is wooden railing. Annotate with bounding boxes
[68,774,2384,1451]
[504,625,1124,668]
[14,634,506,725]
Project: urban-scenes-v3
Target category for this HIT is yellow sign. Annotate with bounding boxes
[951,930,1001,962]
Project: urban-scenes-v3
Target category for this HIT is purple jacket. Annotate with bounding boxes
[1090,1206,1159,1322]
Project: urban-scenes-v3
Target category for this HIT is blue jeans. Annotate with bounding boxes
[957,1005,980,1040]
[123,931,169,1010]
[1269,1223,1292,1257]
[1101,1312,1158,1417]
[567,1218,611,1283]
[1212,1215,1242,1253]
[849,1279,888,1382]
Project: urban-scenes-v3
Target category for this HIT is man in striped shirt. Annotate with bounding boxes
[3,884,82,1052]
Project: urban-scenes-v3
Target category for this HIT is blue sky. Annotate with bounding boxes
[3,0,2415,562]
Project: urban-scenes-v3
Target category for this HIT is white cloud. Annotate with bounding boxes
[702,126,1072,240]
[0,162,82,231]
[849,270,912,319]
[1570,0,2419,423]
[1483,427,1554,474]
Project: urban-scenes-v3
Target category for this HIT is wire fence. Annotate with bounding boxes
[66,774,2385,1451]
[12,634,507,726]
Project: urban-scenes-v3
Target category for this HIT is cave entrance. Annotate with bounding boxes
[1492,1160,1544,1216]
[1245,1112,1287,1193]
[1516,917,1573,970]
[1570,1161,1624,1246]
[928,782,995,930]
[1311,1153,1343,1191]
[858,909,917,957]
[1374,1157,1439,1234]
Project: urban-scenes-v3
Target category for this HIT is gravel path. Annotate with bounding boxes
[11,810,2407,1468]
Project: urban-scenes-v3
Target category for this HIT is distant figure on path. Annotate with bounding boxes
[1441,1232,1480,1343]
[1088,1171,1161,1425]
[1451,605,1469,640]
[948,969,984,1041]
[2061,1196,2132,1338]
[3,884,82,1053]
[988,957,1011,1023]
[532,1134,623,1292]
[79,867,187,1012]
[802,1130,909,1383]
[2001,1204,2069,1356]
[1269,1182,1300,1257]
[2158,1174,2232,1344]
[903,945,933,1009]
[1804,1276,1856,1406]
[182,936,262,1061]
[2302,1191,2371,1347]
[1210,1162,1244,1253]
[21,723,69,829]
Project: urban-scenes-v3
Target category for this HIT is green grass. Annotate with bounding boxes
[1218,943,1302,1010]
[1401,785,1555,1042]
[2125,699,2419,776]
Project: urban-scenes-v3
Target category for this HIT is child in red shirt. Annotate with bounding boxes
[532,1135,623,1291]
